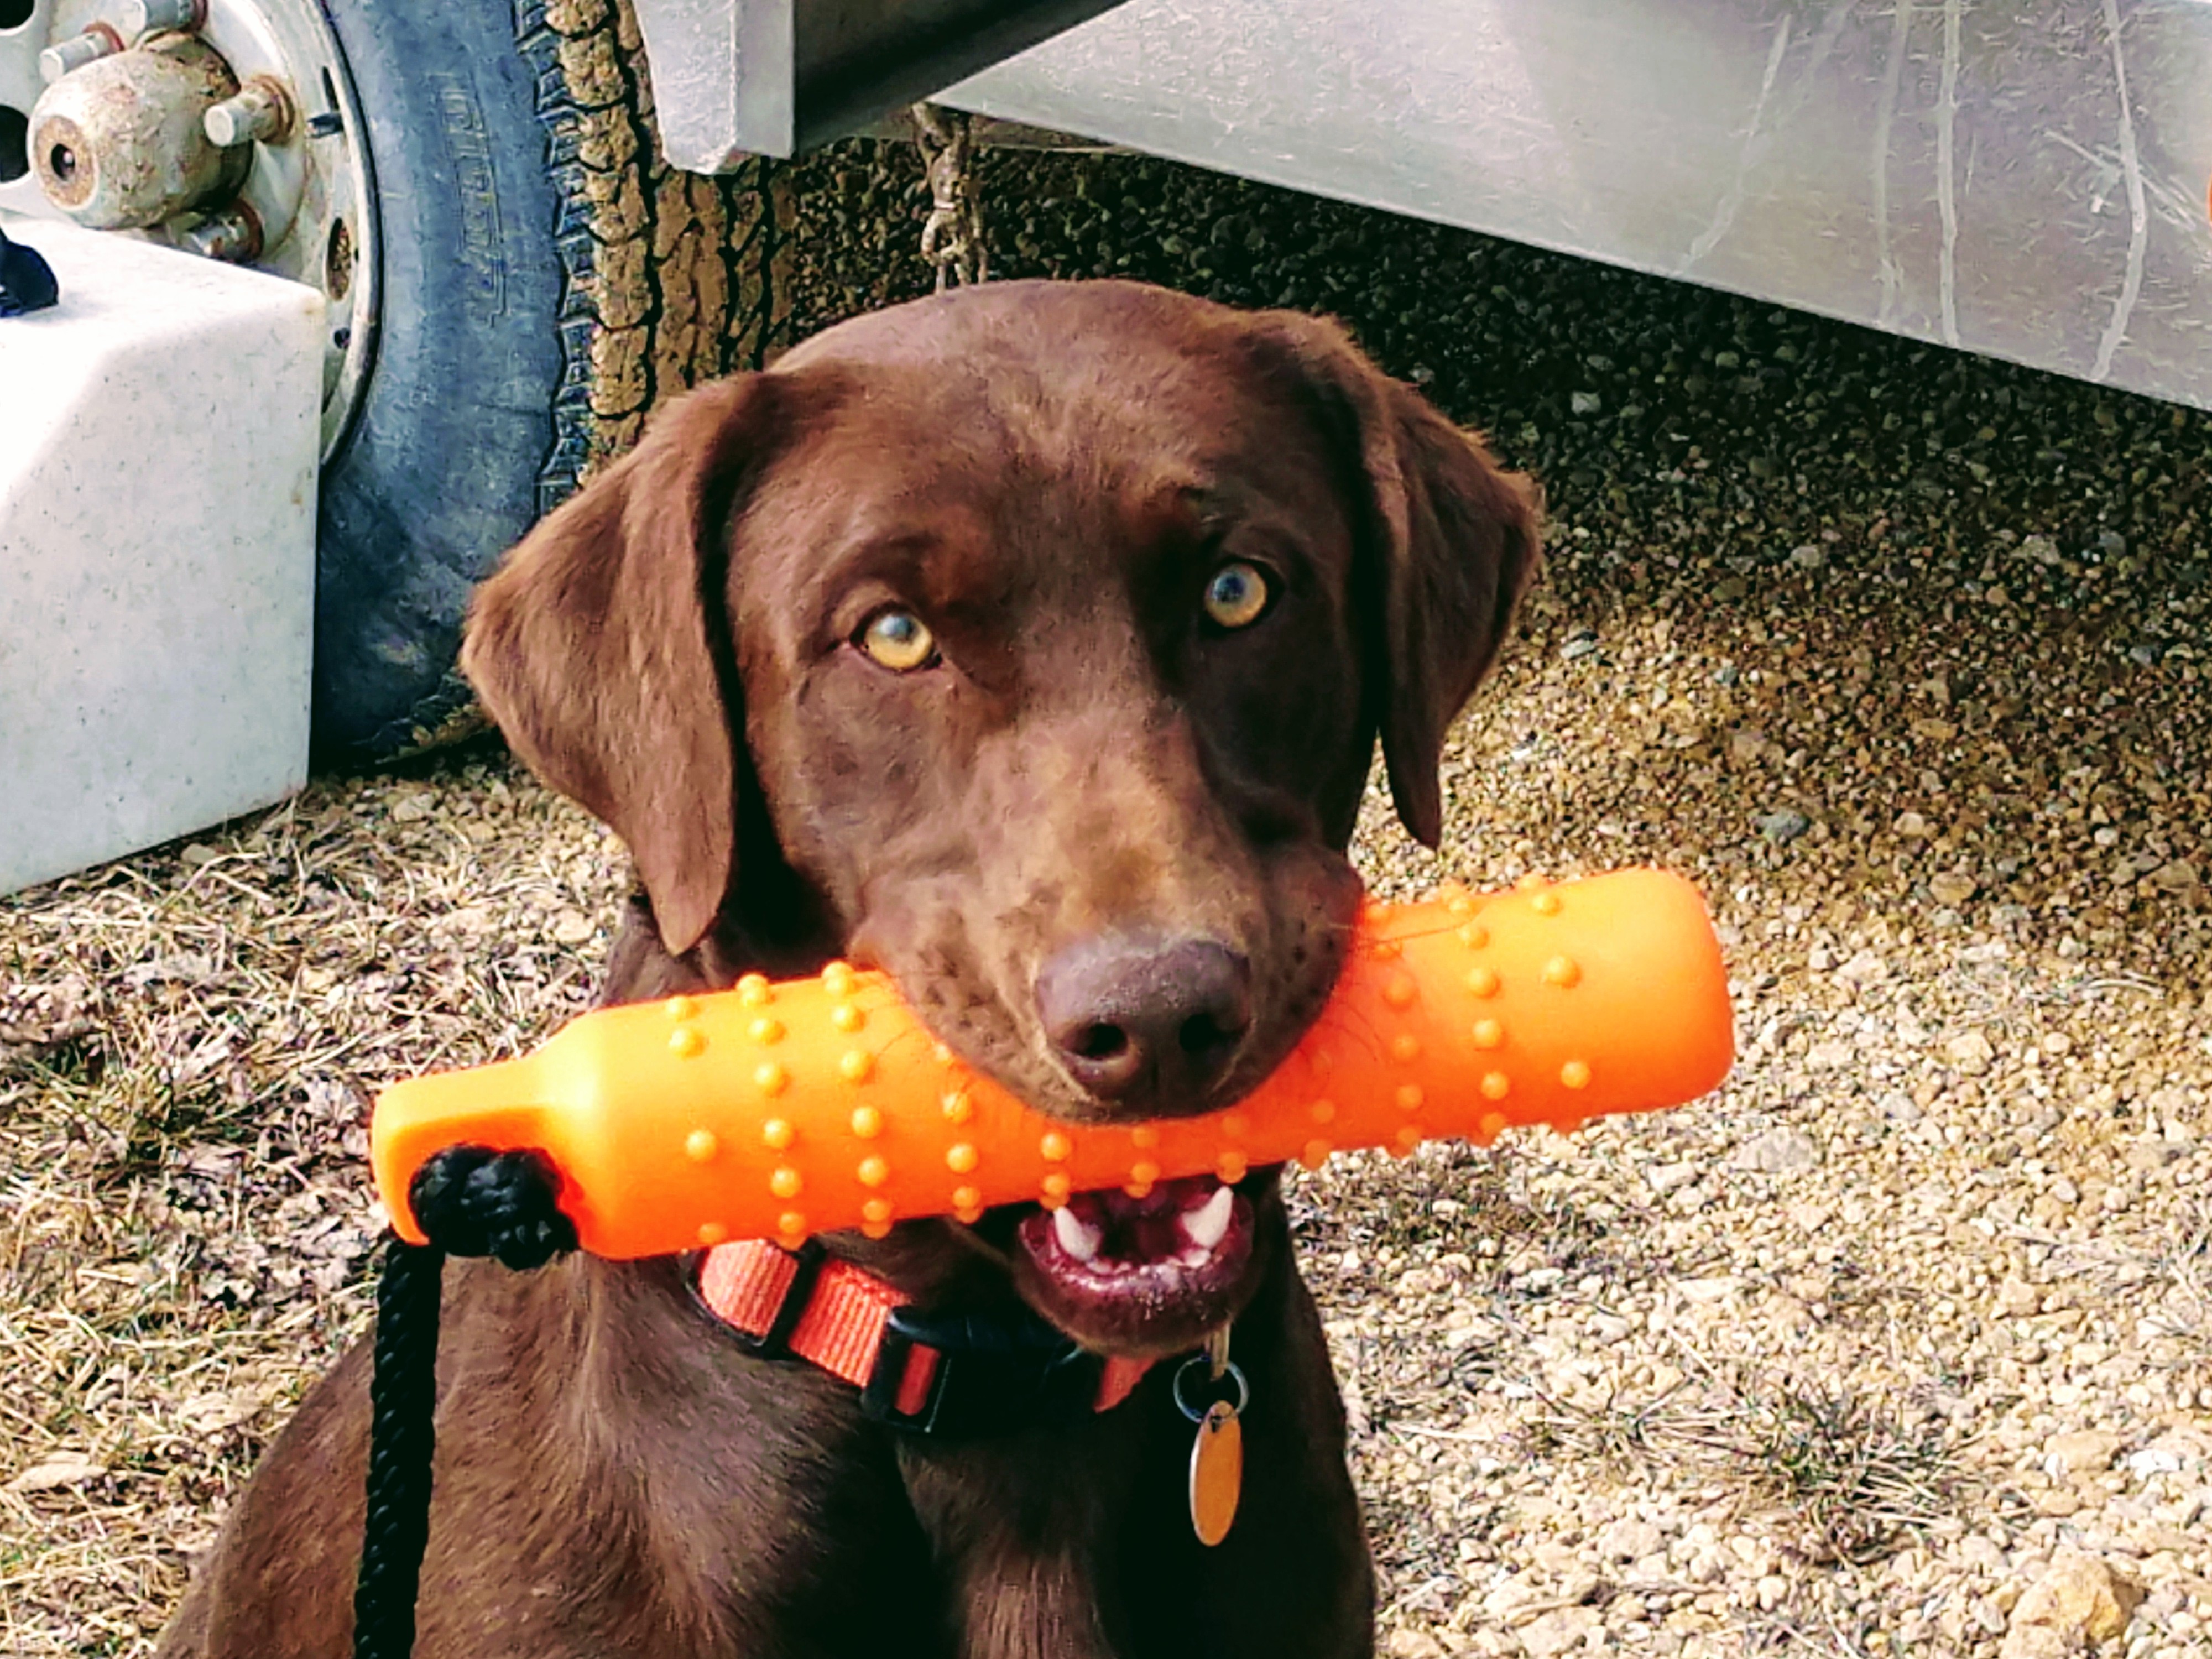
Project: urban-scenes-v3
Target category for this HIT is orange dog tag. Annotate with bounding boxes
[1188,1400,1243,1546]
[1177,1342,1247,1547]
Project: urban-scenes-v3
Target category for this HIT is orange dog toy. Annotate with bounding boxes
[372,868,1734,1259]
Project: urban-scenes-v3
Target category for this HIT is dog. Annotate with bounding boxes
[160,279,1540,1658]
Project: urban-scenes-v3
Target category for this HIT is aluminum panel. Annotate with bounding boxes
[945,1,2212,409]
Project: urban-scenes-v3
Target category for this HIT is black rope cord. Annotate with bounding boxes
[353,1147,575,1659]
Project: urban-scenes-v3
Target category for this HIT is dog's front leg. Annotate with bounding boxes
[952,1547,1119,1659]
[897,1434,1133,1659]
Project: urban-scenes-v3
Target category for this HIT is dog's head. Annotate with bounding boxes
[462,281,1538,1356]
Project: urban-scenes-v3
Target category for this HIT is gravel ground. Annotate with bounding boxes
[4,147,2209,1657]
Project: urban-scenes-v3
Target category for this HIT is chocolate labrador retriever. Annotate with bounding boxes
[160,279,1538,1658]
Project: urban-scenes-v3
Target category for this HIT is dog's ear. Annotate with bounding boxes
[461,376,783,956]
[1247,313,1543,847]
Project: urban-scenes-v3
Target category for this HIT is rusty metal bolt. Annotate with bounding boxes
[39,24,127,86]
[119,0,206,41]
[28,35,246,231]
[203,76,293,148]
[174,200,264,263]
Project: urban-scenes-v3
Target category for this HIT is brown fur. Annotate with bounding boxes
[161,280,1539,1658]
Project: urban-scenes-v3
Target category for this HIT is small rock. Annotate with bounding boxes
[1483,1575,1543,1621]
[1735,1126,1824,1173]
[1896,811,1933,837]
[1835,949,1890,985]
[1729,727,1770,765]
[551,910,597,946]
[8,1451,105,1493]
[1646,1162,1699,1194]
[1807,1040,1854,1071]
[1945,1031,1996,1074]
[1676,1276,1741,1304]
[1519,1607,1602,1658]
[1756,808,1811,844]
[1911,717,1959,742]
[2124,1138,2181,1173]
[2151,860,2200,894]
[1788,544,1825,570]
[1561,634,1600,661]
[2000,1550,2144,1656]
[388,792,434,823]
[1597,1517,1665,1562]
[1384,1629,1447,1659]
[2044,1431,2125,1475]
[2125,1448,2182,1479]
[1569,390,1603,415]
[1930,872,1979,906]
[180,843,223,868]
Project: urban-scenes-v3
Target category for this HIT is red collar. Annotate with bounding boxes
[696,1240,1154,1434]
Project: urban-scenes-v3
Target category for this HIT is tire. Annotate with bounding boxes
[312,0,790,763]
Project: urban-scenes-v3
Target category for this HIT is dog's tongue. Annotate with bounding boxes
[1015,1172,1254,1308]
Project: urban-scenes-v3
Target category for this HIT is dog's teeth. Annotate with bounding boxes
[1181,1183,1235,1251]
[1053,1206,1102,1261]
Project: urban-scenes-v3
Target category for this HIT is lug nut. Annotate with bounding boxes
[175,201,263,263]
[204,77,293,147]
[121,0,205,40]
[39,24,126,85]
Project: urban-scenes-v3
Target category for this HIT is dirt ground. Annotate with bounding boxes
[5,173,2209,1655]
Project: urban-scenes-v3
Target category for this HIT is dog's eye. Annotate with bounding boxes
[856,609,938,672]
[1201,561,1273,631]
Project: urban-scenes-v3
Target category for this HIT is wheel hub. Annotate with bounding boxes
[30,32,245,227]
[1,0,379,461]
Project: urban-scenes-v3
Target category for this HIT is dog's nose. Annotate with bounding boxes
[1035,935,1253,1112]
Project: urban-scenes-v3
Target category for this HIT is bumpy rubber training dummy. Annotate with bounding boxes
[372,869,1734,1259]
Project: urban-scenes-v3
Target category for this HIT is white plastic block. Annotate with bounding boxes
[1,215,324,894]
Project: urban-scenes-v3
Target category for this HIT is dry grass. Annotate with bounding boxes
[1718,1374,1965,1567]
[1519,1362,1966,1567]
[2145,1201,2212,1378]
[0,753,619,1654]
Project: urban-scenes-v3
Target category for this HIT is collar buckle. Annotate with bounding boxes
[858,1305,1102,1437]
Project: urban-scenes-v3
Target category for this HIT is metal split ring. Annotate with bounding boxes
[1172,1355,1249,1423]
